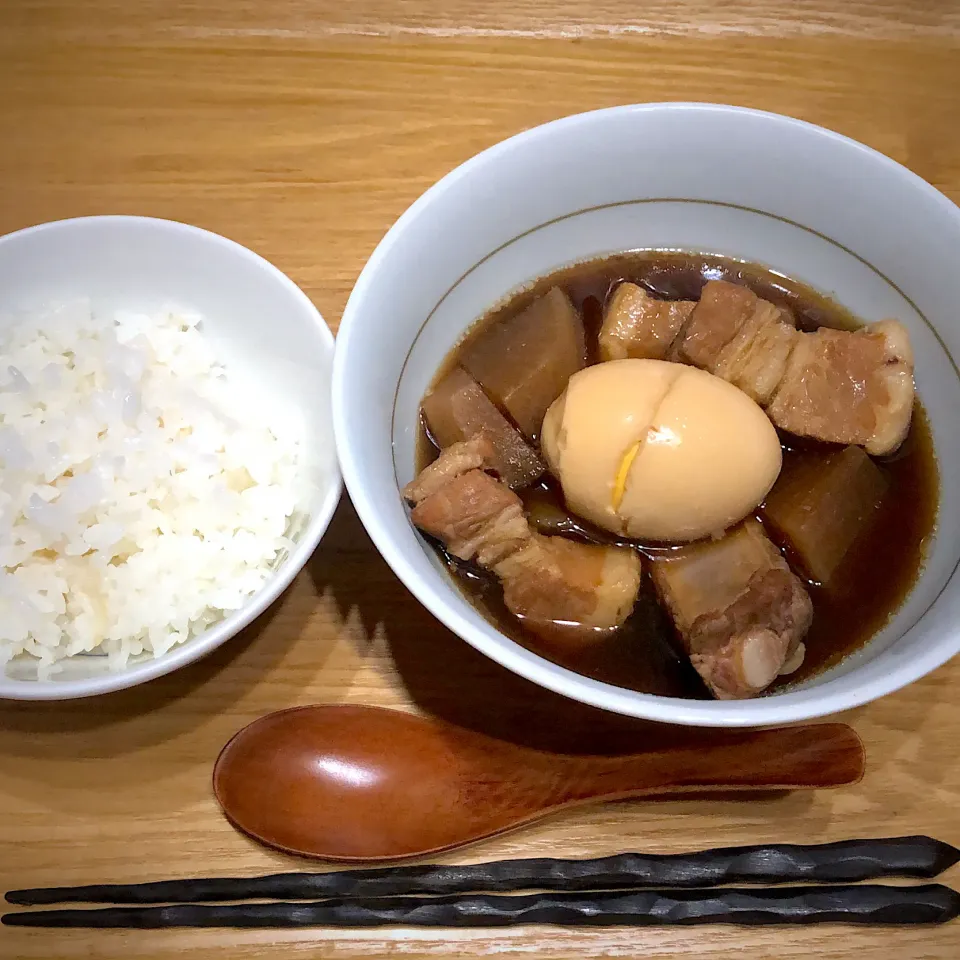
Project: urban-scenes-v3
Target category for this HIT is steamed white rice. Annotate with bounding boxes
[0,301,301,676]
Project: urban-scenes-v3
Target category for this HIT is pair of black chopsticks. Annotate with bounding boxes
[4,837,959,929]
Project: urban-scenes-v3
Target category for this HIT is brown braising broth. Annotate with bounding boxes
[416,252,940,699]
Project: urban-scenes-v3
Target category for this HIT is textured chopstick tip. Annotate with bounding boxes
[935,839,960,874]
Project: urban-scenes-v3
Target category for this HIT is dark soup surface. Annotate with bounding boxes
[413,251,939,700]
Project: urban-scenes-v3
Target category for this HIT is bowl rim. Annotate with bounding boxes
[0,214,343,701]
[333,101,960,727]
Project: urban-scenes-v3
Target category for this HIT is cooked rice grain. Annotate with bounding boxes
[0,301,301,675]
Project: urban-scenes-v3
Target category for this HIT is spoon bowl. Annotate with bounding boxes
[213,704,864,861]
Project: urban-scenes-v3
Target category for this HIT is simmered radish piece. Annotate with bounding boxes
[459,287,585,439]
[762,445,888,585]
[422,366,545,489]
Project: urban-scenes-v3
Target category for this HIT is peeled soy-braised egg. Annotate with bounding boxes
[540,359,782,542]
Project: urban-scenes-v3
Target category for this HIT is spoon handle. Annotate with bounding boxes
[559,723,864,800]
[6,885,957,928]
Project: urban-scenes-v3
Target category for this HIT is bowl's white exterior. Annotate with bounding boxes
[0,216,341,700]
[334,103,960,727]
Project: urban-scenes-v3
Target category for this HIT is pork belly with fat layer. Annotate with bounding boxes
[651,519,813,699]
[768,319,914,456]
[598,283,696,362]
[404,440,642,631]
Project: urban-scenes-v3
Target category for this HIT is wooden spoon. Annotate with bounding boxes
[213,704,864,861]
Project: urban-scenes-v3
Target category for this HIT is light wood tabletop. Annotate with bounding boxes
[1,2,959,958]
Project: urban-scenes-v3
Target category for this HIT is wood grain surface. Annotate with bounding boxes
[1,2,958,958]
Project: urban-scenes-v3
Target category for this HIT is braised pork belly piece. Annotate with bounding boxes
[403,439,642,631]
[421,366,545,490]
[614,279,794,387]
[496,535,643,630]
[767,319,914,456]
[402,433,498,504]
[650,519,813,699]
[669,279,756,367]
[711,299,800,406]
[599,278,915,455]
[598,283,696,362]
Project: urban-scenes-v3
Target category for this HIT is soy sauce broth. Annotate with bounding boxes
[415,251,939,699]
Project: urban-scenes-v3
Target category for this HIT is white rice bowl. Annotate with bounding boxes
[0,301,303,676]
[0,215,341,699]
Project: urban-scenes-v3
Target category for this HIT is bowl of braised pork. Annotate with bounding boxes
[333,103,960,726]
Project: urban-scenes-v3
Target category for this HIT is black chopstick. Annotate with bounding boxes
[4,885,958,928]
[7,836,956,906]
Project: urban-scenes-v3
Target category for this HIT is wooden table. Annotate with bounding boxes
[1,2,958,957]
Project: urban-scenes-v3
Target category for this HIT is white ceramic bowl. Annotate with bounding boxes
[334,103,960,727]
[0,216,341,700]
